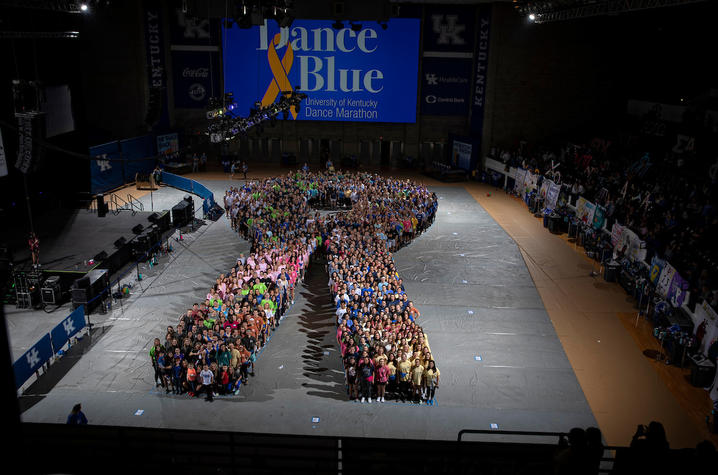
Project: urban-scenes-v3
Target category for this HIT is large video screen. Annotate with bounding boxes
[222,19,420,123]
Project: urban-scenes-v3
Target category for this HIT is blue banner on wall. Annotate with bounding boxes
[90,136,156,194]
[172,51,220,108]
[423,5,476,53]
[90,141,123,194]
[470,5,491,137]
[421,58,472,116]
[222,19,420,123]
[121,135,156,179]
[50,306,86,352]
[13,333,53,389]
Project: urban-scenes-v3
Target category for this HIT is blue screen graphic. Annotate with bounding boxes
[222,19,420,123]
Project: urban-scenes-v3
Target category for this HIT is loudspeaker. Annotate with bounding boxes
[148,210,171,232]
[14,112,45,174]
[132,224,144,234]
[114,237,127,248]
[93,250,108,262]
[97,193,107,218]
[133,234,150,255]
[172,200,192,228]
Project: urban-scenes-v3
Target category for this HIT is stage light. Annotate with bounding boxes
[378,21,388,30]
[80,3,88,12]
[332,20,344,30]
[528,13,536,21]
[351,22,362,32]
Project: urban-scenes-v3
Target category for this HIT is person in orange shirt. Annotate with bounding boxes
[185,362,197,396]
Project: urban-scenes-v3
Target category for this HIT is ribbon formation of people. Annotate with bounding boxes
[150,171,439,404]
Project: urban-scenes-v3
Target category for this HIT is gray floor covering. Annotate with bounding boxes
[19,184,597,442]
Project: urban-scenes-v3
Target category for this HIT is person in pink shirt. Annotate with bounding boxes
[375,359,389,403]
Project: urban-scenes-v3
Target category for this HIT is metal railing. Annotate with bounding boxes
[458,429,619,474]
[19,423,628,475]
[109,193,144,215]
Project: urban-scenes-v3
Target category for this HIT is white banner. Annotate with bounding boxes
[539,179,550,199]
[576,196,595,225]
[695,300,718,356]
[0,129,8,177]
[514,168,527,192]
[656,262,676,298]
[611,223,624,247]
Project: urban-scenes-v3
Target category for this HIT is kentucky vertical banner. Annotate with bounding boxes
[144,0,169,128]
[0,129,8,177]
[422,6,475,116]
[470,5,491,136]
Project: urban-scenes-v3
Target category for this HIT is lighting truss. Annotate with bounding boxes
[518,0,707,23]
[206,90,307,143]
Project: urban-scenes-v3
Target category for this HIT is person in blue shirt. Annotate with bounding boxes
[171,358,183,394]
[66,404,88,425]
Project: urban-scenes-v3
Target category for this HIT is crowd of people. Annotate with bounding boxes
[490,111,718,312]
[150,170,438,403]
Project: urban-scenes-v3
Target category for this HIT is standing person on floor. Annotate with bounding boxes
[424,360,439,405]
[358,353,374,403]
[28,232,40,268]
[196,364,215,401]
[411,358,425,403]
[66,404,88,425]
[242,161,248,180]
[149,338,164,387]
[397,354,411,402]
[375,359,389,403]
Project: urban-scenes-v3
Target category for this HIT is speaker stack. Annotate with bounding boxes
[148,210,171,233]
[171,198,194,228]
[41,275,62,305]
[71,269,109,314]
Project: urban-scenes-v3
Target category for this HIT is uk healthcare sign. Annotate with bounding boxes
[222,19,420,122]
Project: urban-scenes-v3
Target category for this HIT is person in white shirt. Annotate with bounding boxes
[197,364,215,401]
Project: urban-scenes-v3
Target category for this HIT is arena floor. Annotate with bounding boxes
[13,168,716,447]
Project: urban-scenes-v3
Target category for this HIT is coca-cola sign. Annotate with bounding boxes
[183,67,209,78]
[172,51,218,108]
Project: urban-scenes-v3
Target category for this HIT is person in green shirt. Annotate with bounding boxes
[217,344,231,368]
[149,338,164,387]
[252,279,268,296]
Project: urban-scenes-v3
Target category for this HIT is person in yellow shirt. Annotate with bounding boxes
[373,346,388,367]
[397,355,412,403]
[411,358,425,403]
[386,357,397,398]
[423,360,440,405]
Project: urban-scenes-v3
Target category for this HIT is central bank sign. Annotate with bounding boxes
[223,19,420,122]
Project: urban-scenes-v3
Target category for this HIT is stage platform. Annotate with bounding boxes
[11,208,154,274]
[18,183,596,442]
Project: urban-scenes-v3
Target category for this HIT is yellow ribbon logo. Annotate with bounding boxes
[261,33,298,119]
